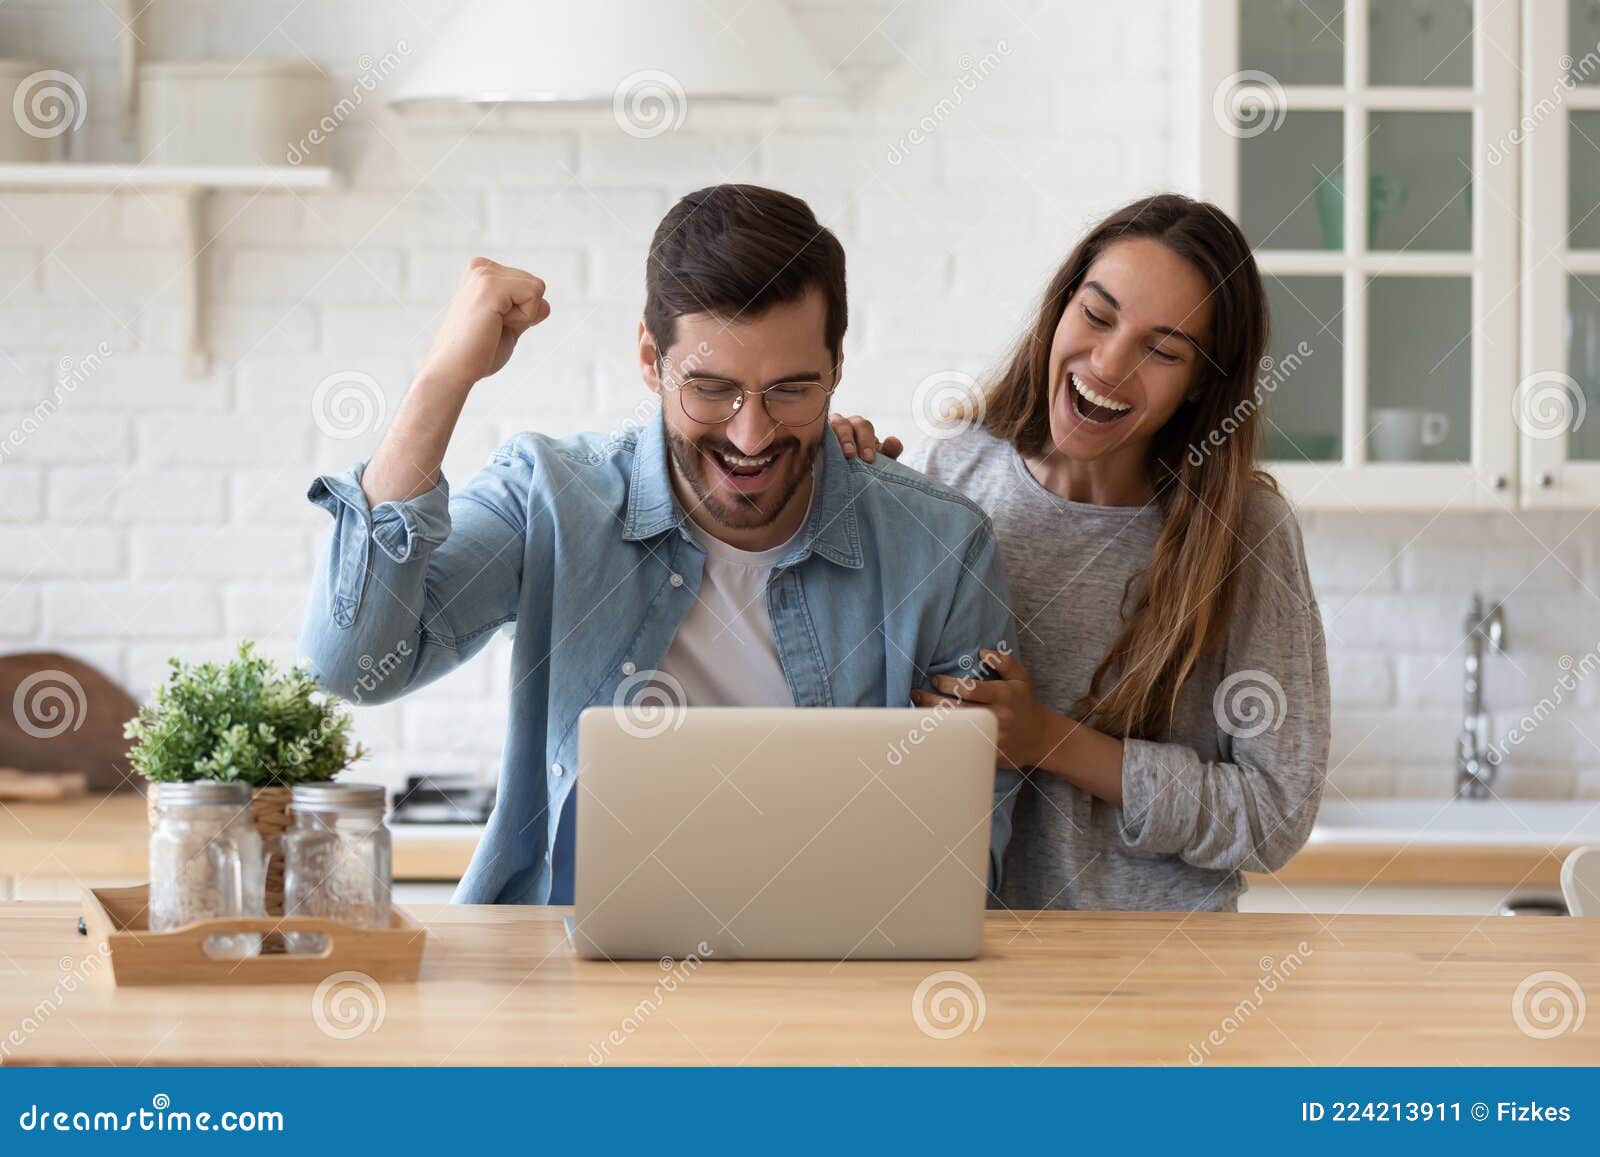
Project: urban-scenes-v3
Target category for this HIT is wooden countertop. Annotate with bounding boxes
[1,793,1581,890]
[0,794,477,882]
[1251,843,1573,888]
[1,902,1595,1065]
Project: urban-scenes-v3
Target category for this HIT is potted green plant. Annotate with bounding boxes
[125,641,366,914]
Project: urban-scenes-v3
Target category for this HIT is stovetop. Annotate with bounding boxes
[388,773,495,826]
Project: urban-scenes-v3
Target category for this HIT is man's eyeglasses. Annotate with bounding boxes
[665,375,836,427]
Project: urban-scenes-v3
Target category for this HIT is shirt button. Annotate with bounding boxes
[621,661,636,676]
[551,761,565,777]
[669,573,684,588]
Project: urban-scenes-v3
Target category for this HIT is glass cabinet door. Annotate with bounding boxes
[1565,19,1600,466]
[1567,112,1600,250]
[1565,276,1600,462]
[1239,112,1343,251]
[1261,276,1342,462]
[1367,112,1472,252]
[1240,0,1344,84]
[1204,0,1518,506]
[1571,0,1600,85]
[1521,0,1600,503]
[1366,276,1471,463]
[1367,0,1473,86]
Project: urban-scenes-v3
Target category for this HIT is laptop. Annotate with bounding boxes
[571,706,998,961]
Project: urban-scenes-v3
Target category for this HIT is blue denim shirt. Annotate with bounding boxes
[299,415,1019,905]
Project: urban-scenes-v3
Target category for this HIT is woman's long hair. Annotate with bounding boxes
[981,193,1275,739]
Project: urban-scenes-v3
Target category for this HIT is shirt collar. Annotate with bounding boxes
[622,413,864,570]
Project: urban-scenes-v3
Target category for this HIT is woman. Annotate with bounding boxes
[834,193,1329,911]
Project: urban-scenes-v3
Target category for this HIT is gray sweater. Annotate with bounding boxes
[911,428,1330,911]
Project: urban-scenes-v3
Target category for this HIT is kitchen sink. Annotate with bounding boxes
[1311,797,1600,846]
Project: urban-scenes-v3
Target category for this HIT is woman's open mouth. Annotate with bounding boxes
[705,445,786,493]
[1068,372,1134,426]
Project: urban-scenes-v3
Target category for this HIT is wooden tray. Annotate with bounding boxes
[81,884,427,986]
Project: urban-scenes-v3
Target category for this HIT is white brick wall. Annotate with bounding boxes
[0,0,1595,801]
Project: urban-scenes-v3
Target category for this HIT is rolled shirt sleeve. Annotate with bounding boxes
[305,465,453,627]
[299,443,531,705]
[1118,591,1331,875]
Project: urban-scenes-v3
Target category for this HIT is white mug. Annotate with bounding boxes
[1369,408,1449,462]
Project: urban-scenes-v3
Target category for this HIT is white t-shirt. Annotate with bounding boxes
[654,511,806,707]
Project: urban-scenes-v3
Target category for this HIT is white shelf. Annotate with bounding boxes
[1254,250,1477,276]
[1265,85,1477,111]
[0,163,337,376]
[0,0,339,378]
[0,162,335,191]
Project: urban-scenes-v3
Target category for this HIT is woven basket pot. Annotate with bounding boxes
[146,784,292,917]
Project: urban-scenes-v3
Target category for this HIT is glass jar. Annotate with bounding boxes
[147,781,265,958]
[283,782,392,954]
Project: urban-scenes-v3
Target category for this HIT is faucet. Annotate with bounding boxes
[1456,593,1507,799]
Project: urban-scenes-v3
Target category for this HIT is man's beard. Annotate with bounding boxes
[666,425,822,531]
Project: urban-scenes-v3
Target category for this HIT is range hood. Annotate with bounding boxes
[389,0,833,106]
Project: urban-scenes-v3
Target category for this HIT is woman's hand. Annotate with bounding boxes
[828,412,903,462]
[911,648,1051,769]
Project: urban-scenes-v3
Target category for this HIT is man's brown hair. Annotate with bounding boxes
[644,184,847,368]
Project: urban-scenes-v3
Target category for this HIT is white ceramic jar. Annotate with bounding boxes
[138,60,333,167]
[0,60,73,162]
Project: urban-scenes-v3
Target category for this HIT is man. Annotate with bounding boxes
[299,184,1016,905]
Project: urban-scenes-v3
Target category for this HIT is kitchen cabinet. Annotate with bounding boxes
[394,882,461,904]
[1520,1,1600,503]
[1243,831,1576,914]
[0,795,478,902]
[1240,880,1562,915]
[1196,0,1590,509]
[17,878,496,904]
[6,795,1580,917]
[0,874,143,902]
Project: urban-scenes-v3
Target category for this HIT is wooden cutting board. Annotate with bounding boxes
[0,767,87,800]
[0,653,140,793]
